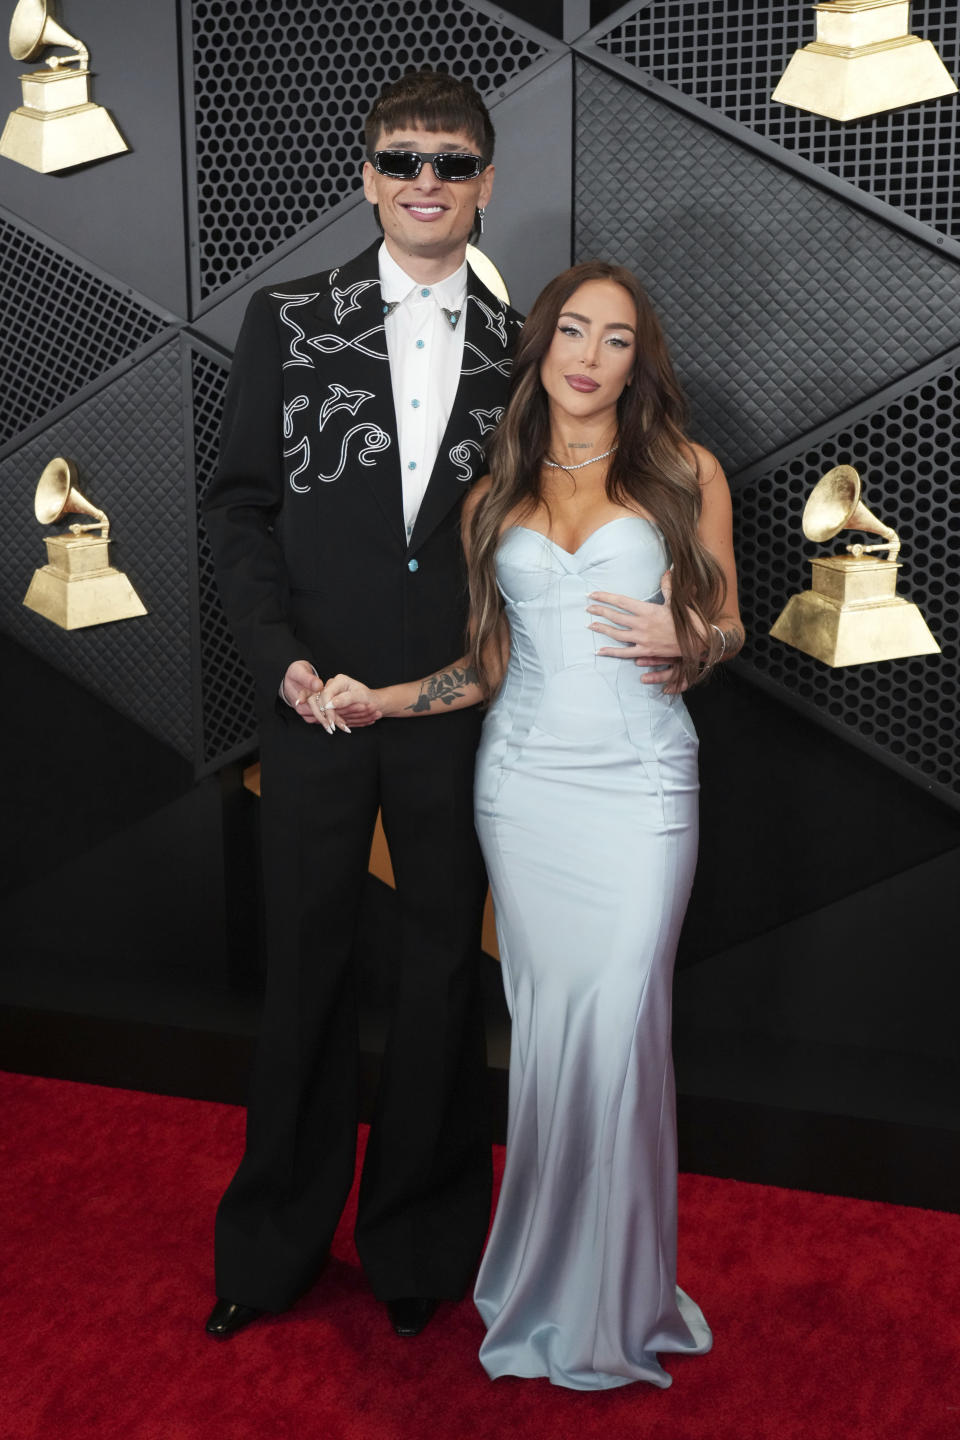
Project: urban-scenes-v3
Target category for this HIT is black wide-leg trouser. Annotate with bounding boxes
[214,704,491,1313]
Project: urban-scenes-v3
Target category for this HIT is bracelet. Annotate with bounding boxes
[710,624,726,662]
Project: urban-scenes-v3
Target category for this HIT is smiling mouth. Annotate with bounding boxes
[402,203,448,219]
[565,375,600,392]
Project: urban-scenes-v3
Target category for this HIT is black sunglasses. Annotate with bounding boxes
[371,149,488,182]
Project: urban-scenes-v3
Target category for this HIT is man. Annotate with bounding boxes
[203,70,522,1341]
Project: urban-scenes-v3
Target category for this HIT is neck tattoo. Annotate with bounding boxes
[544,444,618,474]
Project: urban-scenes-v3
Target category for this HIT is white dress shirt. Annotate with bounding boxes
[379,243,467,543]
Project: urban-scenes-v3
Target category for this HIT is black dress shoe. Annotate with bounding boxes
[386,1297,438,1337]
[205,1298,266,1339]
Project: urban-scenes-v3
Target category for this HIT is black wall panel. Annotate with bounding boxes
[593,0,960,256]
[736,356,960,803]
[574,61,960,477]
[0,210,172,455]
[187,343,256,772]
[2,340,195,758]
[0,0,190,315]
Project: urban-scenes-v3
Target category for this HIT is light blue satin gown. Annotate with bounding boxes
[472,516,712,1390]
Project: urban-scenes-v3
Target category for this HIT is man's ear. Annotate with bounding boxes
[362,161,379,206]
[478,163,495,209]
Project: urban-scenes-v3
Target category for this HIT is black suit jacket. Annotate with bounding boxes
[205,241,523,711]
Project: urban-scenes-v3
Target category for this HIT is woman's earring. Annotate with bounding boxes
[477,206,486,235]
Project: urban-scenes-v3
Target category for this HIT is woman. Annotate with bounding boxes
[311,262,743,1389]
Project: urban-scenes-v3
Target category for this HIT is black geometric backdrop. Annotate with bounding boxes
[1,339,194,757]
[736,353,960,796]
[594,0,960,254]
[188,344,256,771]
[0,210,171,454]
[574,65,960,475]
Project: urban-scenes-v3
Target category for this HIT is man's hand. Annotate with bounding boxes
[283,660,326,723]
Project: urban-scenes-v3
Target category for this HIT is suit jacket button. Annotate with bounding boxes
[407,559,419,572]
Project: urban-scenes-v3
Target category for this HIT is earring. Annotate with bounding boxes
[477,206,486,235]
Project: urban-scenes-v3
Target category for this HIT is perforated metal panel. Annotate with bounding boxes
[574,62,960,474]
[593,1,960,248]
[189,346,257,769]
[736,358,960,797]
[2,341,195,758]
[189,0,551,301]
[0,215,170,452]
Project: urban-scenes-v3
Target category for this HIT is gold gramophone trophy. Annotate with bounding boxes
[770,464,939,666]
[23,457,146,629]
[772,0,957,123]
[0,0,128,172]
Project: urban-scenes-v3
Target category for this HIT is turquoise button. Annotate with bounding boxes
[408,460,417,470]
[421,287,431,297]
[415,339,425,349]
[408,559,419,572]
[411,398,420,408]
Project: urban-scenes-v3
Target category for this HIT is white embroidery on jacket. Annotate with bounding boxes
[460,342,512,377]
[285,437,311,493]
[271,292,320,369]
[283,395,310,438]
[307,327,389,361]
[468,295,508,347]
[318,424,391,483]
[470,406,503,436]
[331,278,379,325]
[449,438,485,482]
[318,384,374,432]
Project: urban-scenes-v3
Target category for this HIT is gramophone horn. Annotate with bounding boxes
[9,0,87,64]
[802,464,898,553]
[34,457,108,531]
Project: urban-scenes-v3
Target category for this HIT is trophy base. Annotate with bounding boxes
[24,564,147,630]
[0,99,128,173]
[772,34,957,121]
[770,589,940,666]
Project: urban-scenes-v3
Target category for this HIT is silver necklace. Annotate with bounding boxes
[544,444,618,473]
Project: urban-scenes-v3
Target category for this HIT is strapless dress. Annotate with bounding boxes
[472,516,712,1389]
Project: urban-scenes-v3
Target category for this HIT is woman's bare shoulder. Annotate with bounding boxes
[681,440,724,487]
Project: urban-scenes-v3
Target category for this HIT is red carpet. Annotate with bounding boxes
[1,1071,958,1440]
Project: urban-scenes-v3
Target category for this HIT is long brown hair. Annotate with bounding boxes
[467,261,726,695]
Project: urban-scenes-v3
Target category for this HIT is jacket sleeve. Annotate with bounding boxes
[203,288,317,704]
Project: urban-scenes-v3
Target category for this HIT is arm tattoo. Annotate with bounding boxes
[715,622,745,661]
[406,664,479,713]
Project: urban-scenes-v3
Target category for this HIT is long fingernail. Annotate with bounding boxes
[341,724,352,734]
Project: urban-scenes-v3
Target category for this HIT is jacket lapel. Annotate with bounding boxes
[307,244,405,543]
[408,270,520,553]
